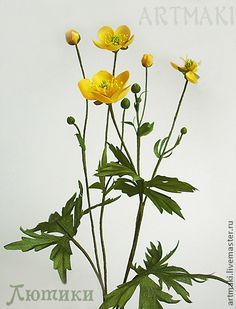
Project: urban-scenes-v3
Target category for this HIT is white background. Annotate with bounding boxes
[0,0,235,308]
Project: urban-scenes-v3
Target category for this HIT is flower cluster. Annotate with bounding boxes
[65,26,200,106]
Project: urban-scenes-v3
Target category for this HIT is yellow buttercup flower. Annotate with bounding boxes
[141,54,154,68]
[78,70,130,104]
[171,57,200,84]
[65,29,80,45]
[93,25,134,52]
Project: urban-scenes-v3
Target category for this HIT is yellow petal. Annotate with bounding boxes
[91,91,113,104]
[111,86,130,102]
[98,26,114,43]
[123,35,134,48]
[170,62,179,70]
[115,25,131,39]
[92,71,113,85]
[115,71,130,86]
[186,71,198,84]
[78,79,96,100]
[93,40,105,49]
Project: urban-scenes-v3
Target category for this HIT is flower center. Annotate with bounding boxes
[99,80,110,90]
[111,35,120,45]
[184,59,197,71]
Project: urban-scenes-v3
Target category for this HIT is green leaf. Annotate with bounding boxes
[133,242,229,305]
[146,175,197,193]
[139,277,179,309]
[154,137,168,158]
[89,182,103,190]
[96,162,140,181]
[114,178,141,197]
[123,121,136,131]
[144,188,185,219]
[100,275,179,309]
[101,147,107,168]
[154,139,161,158]
[4,228,60,252]
[108,143,135,171]
[100,279,139,309]
[84,196,121,214]
[75,132,86,151]
[5,183,84,284]
[138,122,154,137]
[74,181,83,232]
[50,236,72,284]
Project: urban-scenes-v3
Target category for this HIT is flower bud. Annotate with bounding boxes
[131,83,141,94]
[121,98,130,109]
[141,54,154,68]
[67,116,75,125]
[65,29,80,45]
[181,127,187,135]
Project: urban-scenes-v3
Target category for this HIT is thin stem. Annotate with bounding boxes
[74,45,102,281]
[112,51,118,76]
[99,107,110,296]
[151,80,188,178]
[123,195,144,283]
[120,109,126,151]
[122,80,189,285]
[55,220,105,294]
[109,105,134,168]
[75,45,86,78]
[140,68,148,124]
[72,123,102,284]
[74,45,89,140]
[98,51,119,297]
[135,93,141,175]
[71,238,105,293]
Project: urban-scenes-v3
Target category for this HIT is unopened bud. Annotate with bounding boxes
[131,83,141,94]
[67,116,75,125]
[181,127,187,135]
[65,29,80,45]
[141,54,154,68]
[121,98,130,109]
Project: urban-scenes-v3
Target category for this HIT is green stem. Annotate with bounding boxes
[99,107,110,296]
[71,238,105,293]
[120,109,126,151]
[75,45,86,79]
[56,221,105,294]
[122,80,189,285]
[74,46,102,281]
[109,105,134,168]
[135,93,141,175]
[112,51,118,76]
[151,80,188,178]
[98,51,118,296]
[123,195,144,283]
[140,67,148,124]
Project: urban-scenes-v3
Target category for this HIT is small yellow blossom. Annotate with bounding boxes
[171,58,200,83]
[78,70,130,104]
[65,29,80,45]
[93,25,134,52]
[141,54,154,68]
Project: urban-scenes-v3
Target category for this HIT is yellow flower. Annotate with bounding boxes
[65,29,80,45]
[141,54,154,68]
[93,25,134,52]
[78,70,130,104]
[171,57,200,83]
